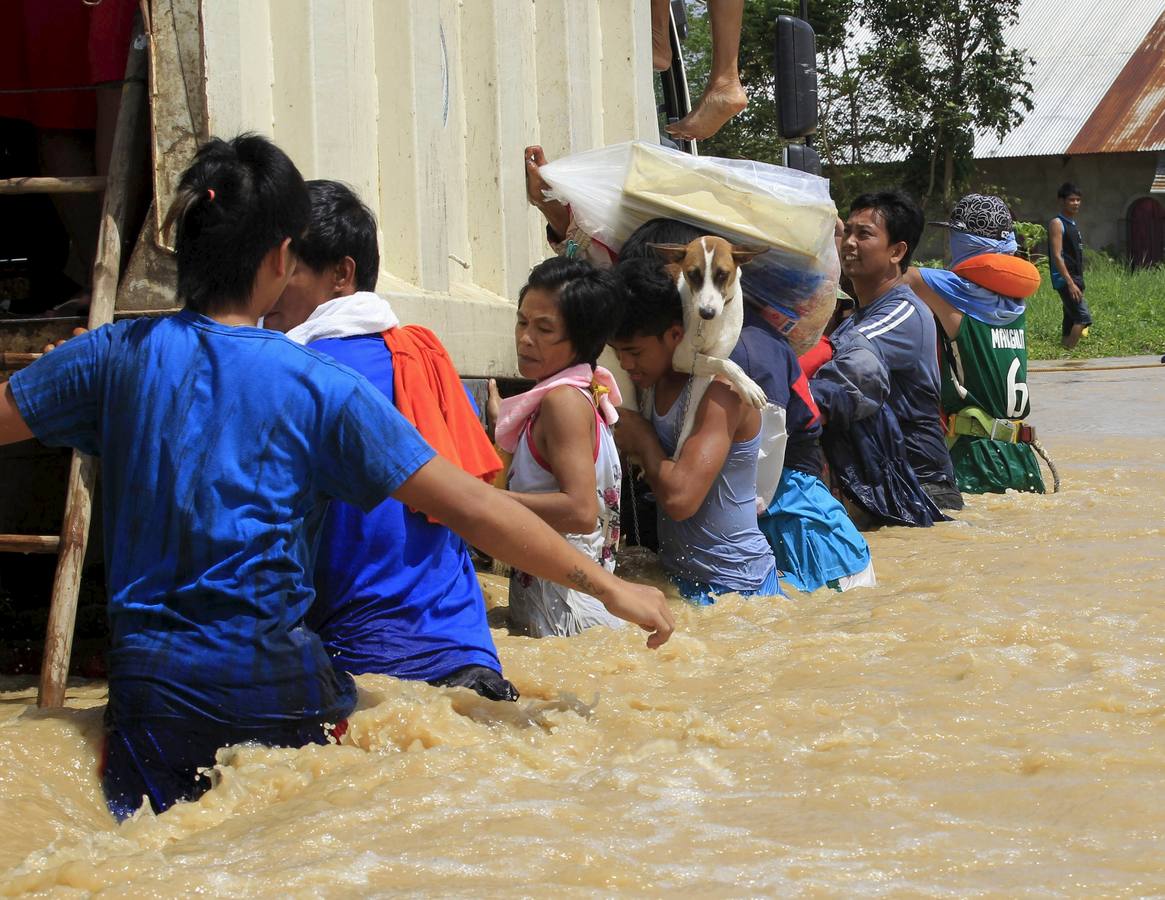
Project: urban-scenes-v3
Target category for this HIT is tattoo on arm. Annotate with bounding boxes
[567,565,607,598]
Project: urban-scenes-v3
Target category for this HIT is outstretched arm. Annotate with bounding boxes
[0,383,34,445]
[905,267,962,339]
[394,454,674,648]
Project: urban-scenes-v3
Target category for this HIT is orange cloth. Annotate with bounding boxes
[383,326,503,491]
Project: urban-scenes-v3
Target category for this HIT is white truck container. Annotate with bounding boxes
[120,0,662,376]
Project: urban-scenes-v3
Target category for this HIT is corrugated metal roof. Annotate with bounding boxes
[974,0,1165,158]
[1067,11,1165,153]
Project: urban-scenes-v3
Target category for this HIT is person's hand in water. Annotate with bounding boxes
[602,579,674,649]
[394,455,676,648]
[524,145,570,241]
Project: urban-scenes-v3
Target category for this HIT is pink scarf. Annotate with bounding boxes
[495,363,623,453]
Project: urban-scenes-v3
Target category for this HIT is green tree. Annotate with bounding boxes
[856,0,1034,206]
[678,0,1034,214]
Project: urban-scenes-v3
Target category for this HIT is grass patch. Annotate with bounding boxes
[1026,252,1165,359]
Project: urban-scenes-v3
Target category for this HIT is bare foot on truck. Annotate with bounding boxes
[666,78,747,141]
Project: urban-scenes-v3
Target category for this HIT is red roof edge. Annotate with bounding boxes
[1067,11,1165,154]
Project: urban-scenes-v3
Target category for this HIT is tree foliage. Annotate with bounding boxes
[856,0,1033,205]
[678,0,1034,212]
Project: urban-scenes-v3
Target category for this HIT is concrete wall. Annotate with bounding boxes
[973,152,1158,257]
[198,0,658,376]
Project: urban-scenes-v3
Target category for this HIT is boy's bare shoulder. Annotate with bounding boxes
[697,378,743,418]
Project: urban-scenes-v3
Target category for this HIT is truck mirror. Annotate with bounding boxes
[670,0,688,41]
[784,143,821,176]
[774,15,818,140]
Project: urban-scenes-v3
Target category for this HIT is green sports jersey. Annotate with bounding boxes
[941,310,1030,419]
[940,311,1045,494]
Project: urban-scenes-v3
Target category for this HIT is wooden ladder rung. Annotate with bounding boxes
[0,175,108,196]
[1,352,42,371]
[0,535,61,554]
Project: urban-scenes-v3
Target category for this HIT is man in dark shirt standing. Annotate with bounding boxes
[1049,182,1092,349]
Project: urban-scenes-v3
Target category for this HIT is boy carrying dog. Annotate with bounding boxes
[610,258,780,605]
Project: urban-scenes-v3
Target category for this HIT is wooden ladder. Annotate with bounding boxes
[0,23,148,708]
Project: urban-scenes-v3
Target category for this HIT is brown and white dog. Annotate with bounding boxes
[651,236,768,455]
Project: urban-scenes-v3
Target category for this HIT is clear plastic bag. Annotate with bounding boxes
[539,141,841,354]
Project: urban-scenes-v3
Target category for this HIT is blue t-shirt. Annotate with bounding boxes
[305,334,501,681]
[9,311,435,726]
[730,309,824,478]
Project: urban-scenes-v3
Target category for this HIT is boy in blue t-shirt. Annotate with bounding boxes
[264,180,516,701]
[0,136,673,820]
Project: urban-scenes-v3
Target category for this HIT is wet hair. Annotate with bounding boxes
[165,134,310,314]
[299,180,380,292]
[618,217,706,261]
[1058,182,1082,200]
[518,256,624,368]
[611,218,699,341]
[611,257,683,340]
[849,190,924,273]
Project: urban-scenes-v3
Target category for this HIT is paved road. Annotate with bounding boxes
[1027,356,1165,438]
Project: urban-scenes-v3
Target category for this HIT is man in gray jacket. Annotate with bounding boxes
[813,190,962,512]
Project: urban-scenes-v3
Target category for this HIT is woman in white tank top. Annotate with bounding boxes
[506,386,624,635]
[490,258,630,637]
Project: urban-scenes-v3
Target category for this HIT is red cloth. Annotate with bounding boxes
[798,335,834,379]
[0,0,137,130]
[382,325,503,488]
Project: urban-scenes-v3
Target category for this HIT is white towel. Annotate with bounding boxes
[283,291,400,345]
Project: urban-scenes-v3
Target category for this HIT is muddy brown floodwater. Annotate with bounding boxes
[1,359,1163,896]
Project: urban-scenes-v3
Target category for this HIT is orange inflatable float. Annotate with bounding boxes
[952,253,1041,299]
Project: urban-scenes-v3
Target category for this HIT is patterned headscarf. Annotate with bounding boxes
[919,194,1025,327]
[930,194,1013,240]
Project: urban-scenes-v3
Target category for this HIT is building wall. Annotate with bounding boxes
[197,0,658,376]
[973,152,1158,257]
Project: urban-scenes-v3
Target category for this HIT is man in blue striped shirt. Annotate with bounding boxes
[813,190,962,511]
